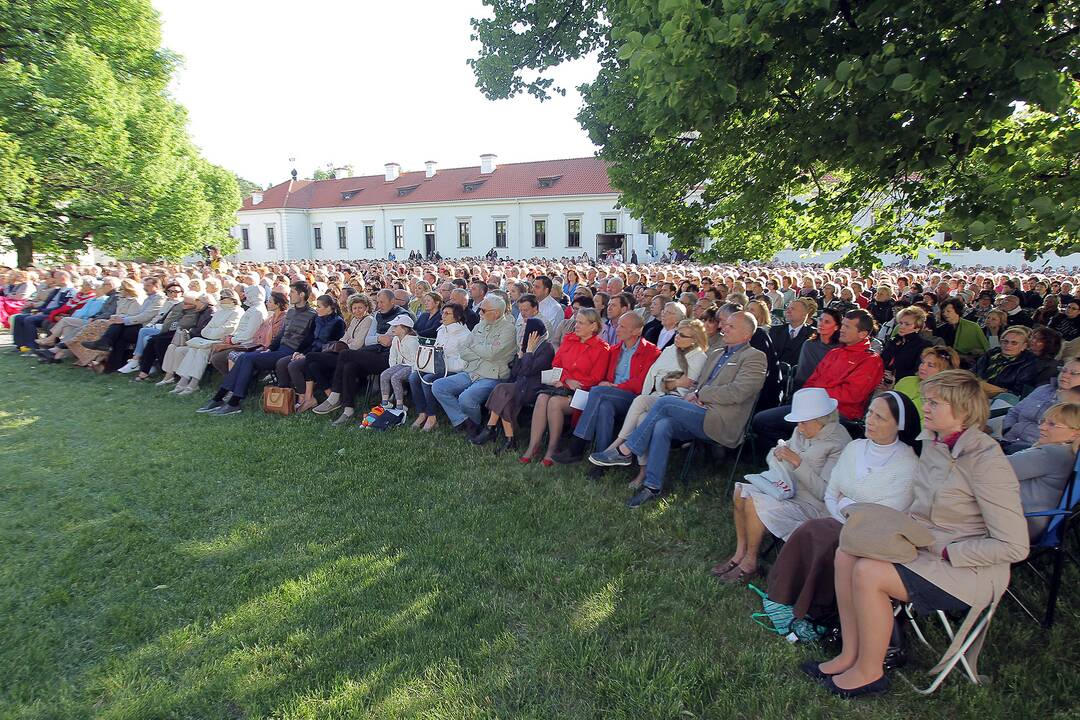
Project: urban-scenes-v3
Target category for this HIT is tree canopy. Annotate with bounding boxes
[470,0,1080,267]
[0,0,241,266]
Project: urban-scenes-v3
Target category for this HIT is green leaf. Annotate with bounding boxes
[891,73,915,91]
[836,60,852,82]
[883,58,903,75]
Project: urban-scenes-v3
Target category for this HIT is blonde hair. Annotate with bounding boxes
[677,318,708,352]
[1002,325,1032,342]
[747,299,772,329]
[920,345,961,370]
[1041,402,1080,453]
[795,297,818,315]
[119,278,142,298]
[920,369,989,429]
[575,307,602,335]
[897,305,927,328]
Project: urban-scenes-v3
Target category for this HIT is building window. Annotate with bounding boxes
[393,223,404,249]
[458,221,470,248]
[533,219,547,248]
[364,225,374,249]
[567,218,581,248]
[603,217,618,234]
[313,226,322,250]
[266,226,276,250]
[423,222,436,250]
[494,220,507,248]
[337,225,347,249]
[641,221,656,246]
[241,228,249,250]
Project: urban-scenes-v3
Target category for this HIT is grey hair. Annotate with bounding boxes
[482,293,507,315]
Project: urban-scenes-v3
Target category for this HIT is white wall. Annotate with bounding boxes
[230,195,674,263]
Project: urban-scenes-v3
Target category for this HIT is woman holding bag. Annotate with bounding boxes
[802,370,1028,699]
[409,303,471,432]
[713,387,851,584]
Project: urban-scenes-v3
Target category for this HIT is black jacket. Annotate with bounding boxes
[270,306,317,353]
[974,349,1041,397]
[768,323,812,366]
[881,332,931,382]
[751,327,781,410]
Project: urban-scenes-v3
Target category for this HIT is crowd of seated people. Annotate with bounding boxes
[6,255,1080,698]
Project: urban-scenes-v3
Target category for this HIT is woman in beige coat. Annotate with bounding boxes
[805,370,1028,699]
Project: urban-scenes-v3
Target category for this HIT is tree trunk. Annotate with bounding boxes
[12,236,33,268]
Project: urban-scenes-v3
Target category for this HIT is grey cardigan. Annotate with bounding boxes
[1009,443,1076,539]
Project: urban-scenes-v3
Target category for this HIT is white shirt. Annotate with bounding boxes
[537,296,564,335]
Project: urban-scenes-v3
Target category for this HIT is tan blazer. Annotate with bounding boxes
[903,426,1029,675]
[695,344,767,447]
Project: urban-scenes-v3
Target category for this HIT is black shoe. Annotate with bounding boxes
[495,436,518,455]
[469,426,496,446]
[457,419,478,436]
[81,338,110,351]
[799,660,836,683]
[552,435,588,464]
[823,674,890,699]
[585,465,606,481]
[196,399,225,413]
[626,487,665,508]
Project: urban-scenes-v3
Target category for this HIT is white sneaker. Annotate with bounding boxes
[117,360,139,374]
[155,376,176,387]
[177,386,197,396]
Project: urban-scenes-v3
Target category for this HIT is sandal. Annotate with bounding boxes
[710,559,740,577]
[718,565,760,585]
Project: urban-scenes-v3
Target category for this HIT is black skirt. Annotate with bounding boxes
[894,564,970,616]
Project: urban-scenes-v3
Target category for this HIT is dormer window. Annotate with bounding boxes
[537,175,562,188]
[462,180,487,192]
[397,184,420,197]
[341,189,362,200]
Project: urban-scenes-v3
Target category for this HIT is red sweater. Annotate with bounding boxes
[804,338,884,419]
[47,290,96,323]
[603,338,661,395]
[552,333,610,390]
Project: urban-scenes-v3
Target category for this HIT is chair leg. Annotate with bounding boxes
[678,442,696,487]
[898,606,994,695]
[1043,547,1066,628]
[726,440,744,490]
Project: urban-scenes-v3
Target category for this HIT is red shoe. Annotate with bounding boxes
[518,456,533,464]
[541,458,554,467]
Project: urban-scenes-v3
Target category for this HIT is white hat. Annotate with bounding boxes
[387,315,414,328]
[783,387,838,423]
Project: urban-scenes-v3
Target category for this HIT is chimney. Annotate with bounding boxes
[424,160,437,179]
[251,192,263,205]
[480,153,497,175]
[384,162,401,182]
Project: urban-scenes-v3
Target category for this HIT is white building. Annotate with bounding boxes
[229,155,672,263]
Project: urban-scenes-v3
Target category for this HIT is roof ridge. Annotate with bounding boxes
[304,156,603,184]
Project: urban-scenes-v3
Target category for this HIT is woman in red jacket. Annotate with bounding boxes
[521,308,609,465]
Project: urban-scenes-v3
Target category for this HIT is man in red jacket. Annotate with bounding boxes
[552,312,660,463]
[752,308,883,448]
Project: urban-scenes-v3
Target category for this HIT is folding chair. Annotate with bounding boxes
[777,362,793,404]
[894,602,996,694]
[1006,453,1080,628]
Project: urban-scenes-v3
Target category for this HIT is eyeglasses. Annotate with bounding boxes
[1060,368,1080,377]
[1000,339,1026,347]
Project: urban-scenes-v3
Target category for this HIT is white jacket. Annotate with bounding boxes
[640,346,707,396]
[389,334,421,369]
[196,305,243,341]
[232,304,269,345]
[824,439,918,521]
[436,322,471,372]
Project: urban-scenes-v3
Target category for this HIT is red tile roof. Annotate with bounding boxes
[239,156,616,212]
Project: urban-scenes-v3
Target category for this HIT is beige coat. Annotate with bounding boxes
[902,427,1029,675]
[695,344,768,448]
[459,314,518,381]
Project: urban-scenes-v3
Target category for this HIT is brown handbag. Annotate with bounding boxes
[262,386,295,415]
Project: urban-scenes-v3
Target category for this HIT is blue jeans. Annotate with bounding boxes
[624,395,712,491]
[408,369,448,415]
[572,385,635,450]
[134,326,161,357]
[432,373,499,427]
[221,348,292,400]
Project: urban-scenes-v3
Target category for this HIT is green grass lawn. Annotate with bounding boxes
[1,342,1078,719]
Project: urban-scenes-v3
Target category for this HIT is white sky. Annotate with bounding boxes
[154,0,601,188]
